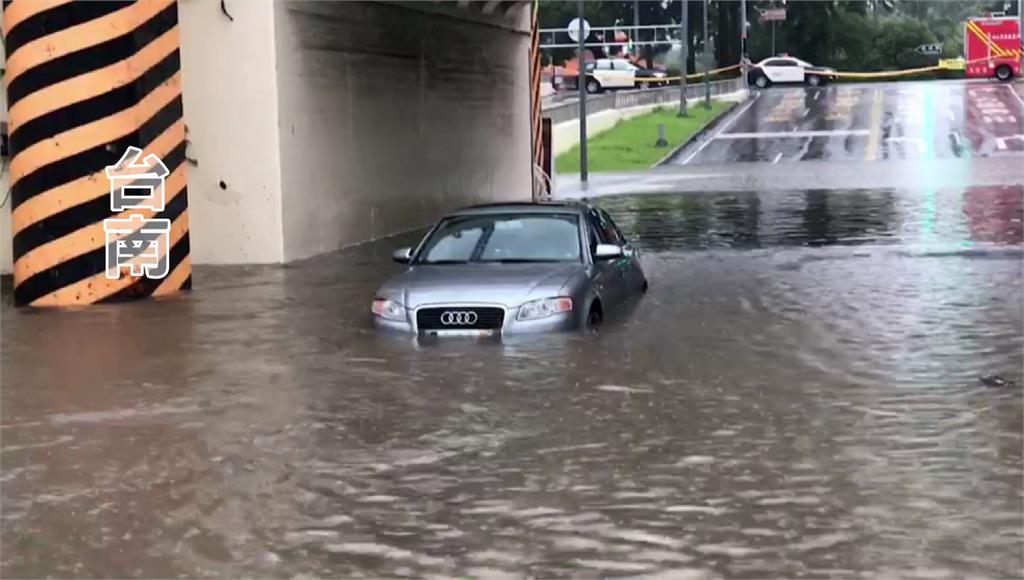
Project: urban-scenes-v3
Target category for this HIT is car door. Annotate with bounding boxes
[586,211,627,307]
[760,59,787,83]
[782,58,806,83]
[597,208,644,294]
[592,59,613,87]
[612,59,636,88]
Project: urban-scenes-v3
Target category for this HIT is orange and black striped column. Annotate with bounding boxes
[2,0,190,307]
[529,0,549,200]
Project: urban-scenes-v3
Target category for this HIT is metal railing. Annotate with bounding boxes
[543,77,744,125]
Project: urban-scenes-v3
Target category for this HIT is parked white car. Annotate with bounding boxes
[583,58,638,93]
[747,56,837,88]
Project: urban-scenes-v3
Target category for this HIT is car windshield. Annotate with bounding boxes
[415,213,581,264]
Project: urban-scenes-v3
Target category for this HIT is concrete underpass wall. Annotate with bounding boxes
[273,1,532,261]
[179,0,285,264]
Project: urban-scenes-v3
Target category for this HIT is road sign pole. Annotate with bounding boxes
[633,0,640,57]
[771,21,776,55]
[741,0,747,90]
[577,0,588,185]
[678,0,689,117]
[703,0,711,109]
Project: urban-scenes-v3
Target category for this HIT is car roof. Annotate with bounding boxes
[449,200,593,217]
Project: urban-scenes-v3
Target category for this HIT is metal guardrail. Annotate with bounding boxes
[543,77,744,125]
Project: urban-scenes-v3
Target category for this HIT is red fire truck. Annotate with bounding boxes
[964,14,1021,81]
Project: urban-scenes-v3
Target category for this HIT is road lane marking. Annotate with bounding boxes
[994,135,1024,150]
[1006,85,1024,110]
[885,136,926,154]
[681,93,762,165]
[864,89,883,161]
[813,91,821,101]
[714,129,869,139]
[772,152,783,163]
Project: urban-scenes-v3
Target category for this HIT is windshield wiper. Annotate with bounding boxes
[478,258,567,263]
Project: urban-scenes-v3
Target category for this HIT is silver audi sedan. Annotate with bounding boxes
[372,201,648,336]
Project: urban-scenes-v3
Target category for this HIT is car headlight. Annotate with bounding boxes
[517,297,573,321]
[655,72,666,78]
[372,298,406,321]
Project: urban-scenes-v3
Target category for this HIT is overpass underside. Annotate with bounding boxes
[0,0,533,306]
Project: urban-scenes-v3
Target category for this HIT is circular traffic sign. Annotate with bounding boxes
[567,18,591,42]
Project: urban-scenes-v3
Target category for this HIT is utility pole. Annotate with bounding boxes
[703,0,711,109]
[633,0,640,58]
[740,0,748,90]
[577,0,588,185]
[678,0,689,117]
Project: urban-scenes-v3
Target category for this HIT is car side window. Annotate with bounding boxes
[596,60,612,70]
[588,210,617,246]
[598,208,628,245]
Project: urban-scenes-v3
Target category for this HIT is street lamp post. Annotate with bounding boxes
[678,0,688,117]
[703,0,711,109]
[634,0,640,57]
[740,0,748,89]
[577,0,588,185]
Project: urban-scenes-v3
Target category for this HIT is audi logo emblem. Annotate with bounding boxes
[440,310,478,325]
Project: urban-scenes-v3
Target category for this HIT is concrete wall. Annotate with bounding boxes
[273,1,533,261]
[2,1,533,272]
[178,0,285,264]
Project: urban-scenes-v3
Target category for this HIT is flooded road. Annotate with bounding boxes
[676,80,1024,164]
[3,185,1023,578]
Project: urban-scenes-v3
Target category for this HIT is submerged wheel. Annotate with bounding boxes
[807,74,823,87]
[586,304,603,329]
[755,75,769,89]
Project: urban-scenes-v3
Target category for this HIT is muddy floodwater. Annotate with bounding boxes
[2,187,1022,578]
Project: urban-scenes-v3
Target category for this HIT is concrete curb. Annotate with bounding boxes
[654,97,748,167]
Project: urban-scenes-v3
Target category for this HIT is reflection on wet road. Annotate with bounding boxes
[2,186,1022,578]
[679,80,1024,164]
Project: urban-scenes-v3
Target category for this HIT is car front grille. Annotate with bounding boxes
[416,307,505,331]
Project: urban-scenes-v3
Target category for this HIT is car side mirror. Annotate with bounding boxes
[594,244,623,260]
[392,247,412,263]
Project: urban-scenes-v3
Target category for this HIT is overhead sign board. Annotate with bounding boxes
[759,8,786,22]
[567,18,591,42]
[914,43,942,55]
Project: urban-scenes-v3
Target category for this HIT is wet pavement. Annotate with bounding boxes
[4,78,1024,578]
[3,180,1023,578]
[673,80,1024,164]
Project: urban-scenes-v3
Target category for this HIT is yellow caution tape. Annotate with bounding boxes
[562,63,743,83]
[938,58,966,71]
[658,64,743,83]
[805,55,1001,80]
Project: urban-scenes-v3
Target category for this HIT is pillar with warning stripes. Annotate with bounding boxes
[529,0,550,200]
[2,0,191,307]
